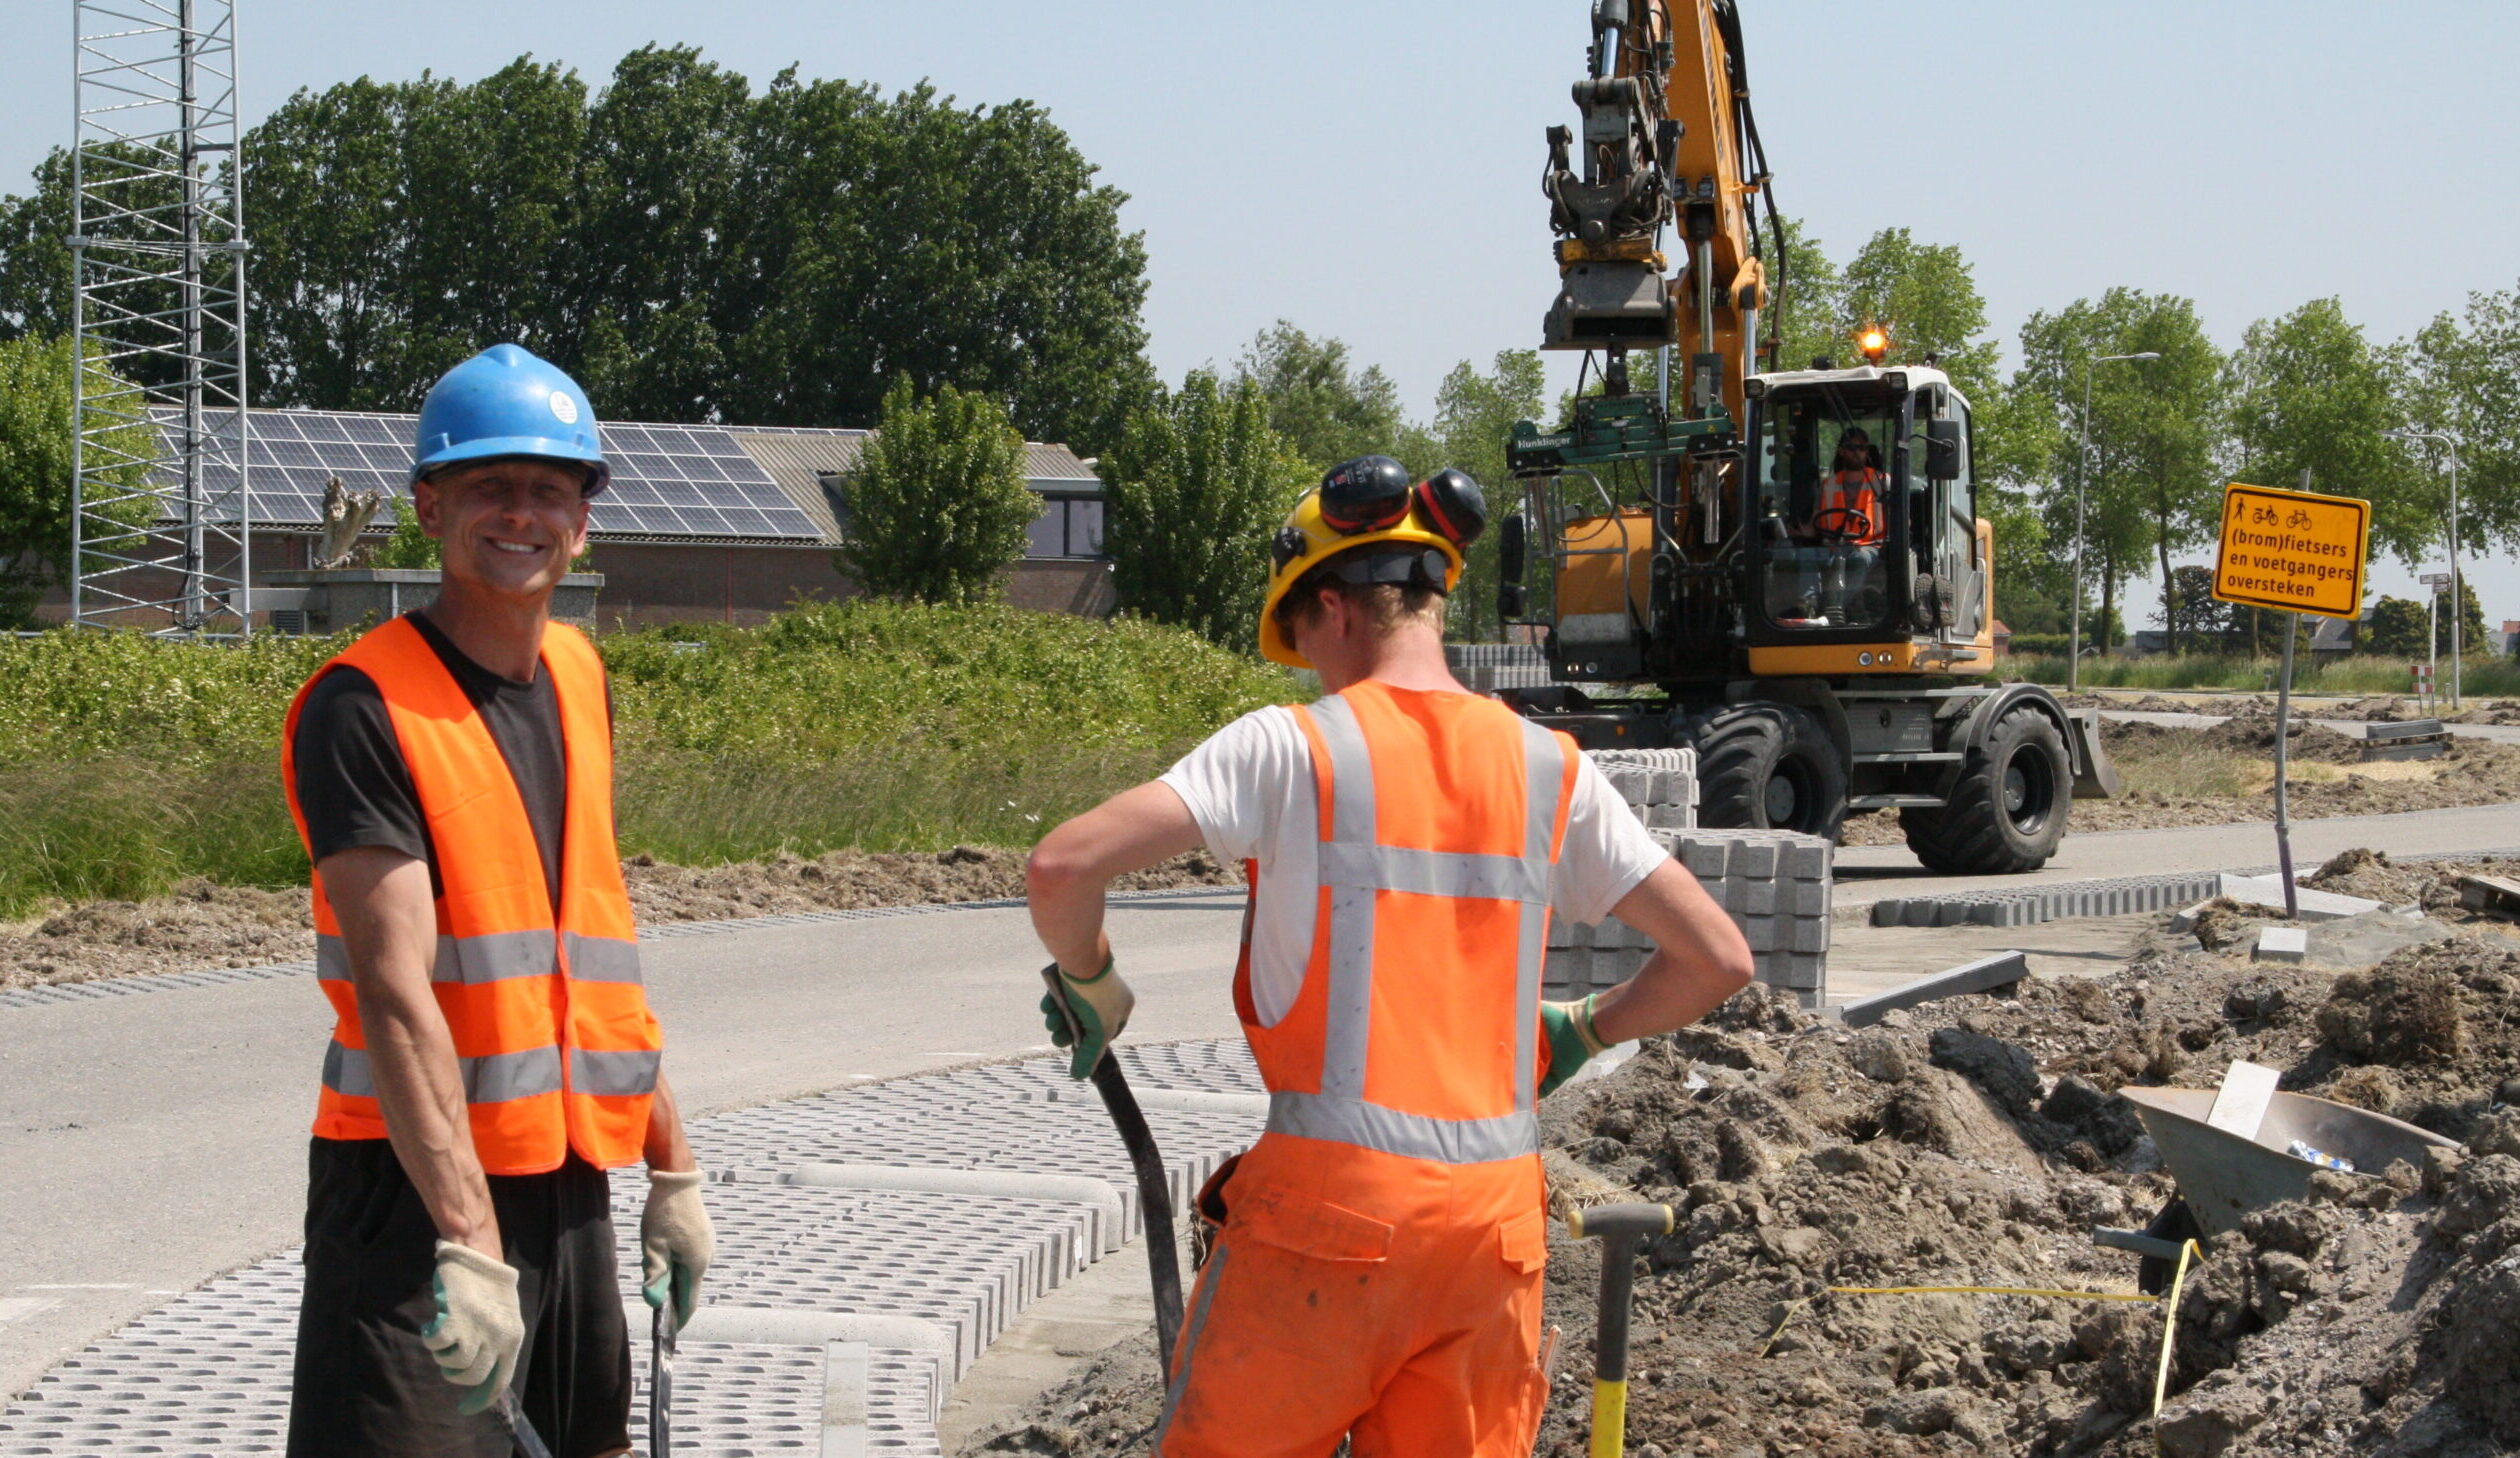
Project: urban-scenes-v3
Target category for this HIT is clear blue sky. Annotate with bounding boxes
[7,1,2518,628]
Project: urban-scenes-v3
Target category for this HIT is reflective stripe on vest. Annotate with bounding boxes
[282,617,661,1174]
[1258,690,1570,1165]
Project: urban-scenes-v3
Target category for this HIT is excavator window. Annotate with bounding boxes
[1752,389,1896,632]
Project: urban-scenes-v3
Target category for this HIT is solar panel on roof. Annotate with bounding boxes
[146,409,824,541]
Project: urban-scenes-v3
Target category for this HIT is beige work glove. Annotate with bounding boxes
[422,1241,524,1415]
[1041,957,1136,1079]
[641,1169,714,1333]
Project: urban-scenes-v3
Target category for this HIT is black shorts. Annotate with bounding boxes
[287,1138,633,1458]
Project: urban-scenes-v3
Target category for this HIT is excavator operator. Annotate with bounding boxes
[1023,456,1754,1456]
[1799,428,1885,547]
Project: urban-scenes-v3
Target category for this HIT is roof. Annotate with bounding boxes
[147,409,1100,547]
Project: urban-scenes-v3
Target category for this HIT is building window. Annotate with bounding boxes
[1026,494,1106,560]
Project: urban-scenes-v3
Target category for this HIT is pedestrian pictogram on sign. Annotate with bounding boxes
[2210,482,2370,621]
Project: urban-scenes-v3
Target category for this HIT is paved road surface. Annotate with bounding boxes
[10,801,2520,1404]
[0,893,1250,1403]
[1834,799,2520,911]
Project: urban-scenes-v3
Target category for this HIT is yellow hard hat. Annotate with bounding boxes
[1258,456,1485,668]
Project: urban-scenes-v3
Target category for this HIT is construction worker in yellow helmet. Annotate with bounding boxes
[1026,455,1754,1455]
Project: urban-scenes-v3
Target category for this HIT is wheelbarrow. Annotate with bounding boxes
[2115,1083,2461,1239]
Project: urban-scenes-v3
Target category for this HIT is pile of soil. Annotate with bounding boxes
[0,848,1235,992]
[1845,720,2520,847]
[966,927,2520,1457]
[2057,690,2520,728]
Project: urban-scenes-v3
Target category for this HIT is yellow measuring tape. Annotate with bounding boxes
[1754,1243,2207,1454]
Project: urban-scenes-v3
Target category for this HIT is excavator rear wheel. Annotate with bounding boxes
[1899,704,2071,874]
[1689,703,1848,842]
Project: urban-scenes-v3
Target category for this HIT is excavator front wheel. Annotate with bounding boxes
[1690,703,1848,842]
[1899,704,2071,875]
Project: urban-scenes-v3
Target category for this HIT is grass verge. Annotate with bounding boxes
[0,600,1293,918]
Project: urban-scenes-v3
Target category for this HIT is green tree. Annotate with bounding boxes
[5,51,1158,452]
[2230,299,2421,559]
[1098,371,1303,648]
[2363,596,2429,658]
[722,77,1153,454]
[2160,564,2236,651]
[1430,349,1547,640]
[369,495,441,570]
[0,335,155,624]
[1232,321,1409,472]
[0,149,72,343]
[2017,291,2225,655]
[836,377,1034,605]
[1764,217,1845,372]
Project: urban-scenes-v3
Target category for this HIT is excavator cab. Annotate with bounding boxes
[1739,364,1986,665]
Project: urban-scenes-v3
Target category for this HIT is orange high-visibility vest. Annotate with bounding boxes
[1823,468,1886,546]
[280,617,661,1174]
[1235,682,1579,1183]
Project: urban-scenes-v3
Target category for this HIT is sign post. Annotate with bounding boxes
[2420,571,2452,715]
[2211,480,2372,919]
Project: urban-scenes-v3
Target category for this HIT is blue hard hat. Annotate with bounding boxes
[411,343,610,496]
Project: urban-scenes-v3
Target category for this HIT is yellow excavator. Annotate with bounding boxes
[1496,0,2116,873]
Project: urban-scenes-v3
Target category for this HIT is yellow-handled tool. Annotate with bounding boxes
[1568,1202,1674,1458]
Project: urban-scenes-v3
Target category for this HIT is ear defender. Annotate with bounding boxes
[1414,467,1487,547]
[1318,455,1416,533]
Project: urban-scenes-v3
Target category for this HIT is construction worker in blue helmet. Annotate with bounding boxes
[281,342,711,1457]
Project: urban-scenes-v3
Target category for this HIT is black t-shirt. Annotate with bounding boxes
[292,612,600,907]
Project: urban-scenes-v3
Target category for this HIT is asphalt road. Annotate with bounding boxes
[10,798,2520,1404]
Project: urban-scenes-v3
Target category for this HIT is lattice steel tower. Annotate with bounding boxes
[70,0,252,633]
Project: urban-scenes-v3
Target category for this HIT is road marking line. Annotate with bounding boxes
[0,1298,62,1325]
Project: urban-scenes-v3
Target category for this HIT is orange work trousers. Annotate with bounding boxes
[1153,1143,1550,1457]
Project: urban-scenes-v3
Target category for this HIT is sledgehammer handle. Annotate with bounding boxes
[1570,1203,1674,1458]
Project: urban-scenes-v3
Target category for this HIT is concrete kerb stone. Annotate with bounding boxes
[1834,951,2030,1028]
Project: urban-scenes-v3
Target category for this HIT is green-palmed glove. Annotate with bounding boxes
[1539,994,1612,1098]
[1041,956,1135,1079]
[421,1240,524,1415]
[641,1168,715,1334]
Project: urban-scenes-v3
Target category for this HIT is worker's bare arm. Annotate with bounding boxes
[320,845,502,1262]
[1025,781,1205,977]
[643,1071,695,1174]
[1588,859,1755,1044]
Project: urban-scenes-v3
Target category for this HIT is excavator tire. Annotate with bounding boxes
[1899,704,2071,874]
[1690,703,1847,842]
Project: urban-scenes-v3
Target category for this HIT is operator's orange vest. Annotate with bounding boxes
[1233,681,1580,1215]
[280,617,661,1174]
[1824,468,1886,545]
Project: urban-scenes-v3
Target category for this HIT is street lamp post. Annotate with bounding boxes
[2068,351,2160,692]
[2387,429,2464,708]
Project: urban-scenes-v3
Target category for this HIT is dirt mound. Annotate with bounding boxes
[620,846,1232,924]
[0,848,1236,992]
[0,877,313,990]
[963,933,2520,1457]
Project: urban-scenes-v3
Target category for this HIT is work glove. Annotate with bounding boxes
[1040,956,1135,1079]
[1538,993,1612,1098]
[641,1169,715,1334]
[421,1240,524,1415]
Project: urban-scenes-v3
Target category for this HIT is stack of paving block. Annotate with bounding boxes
[1587,746,1698,830]
[1545,826,1831,1007]
[1445,642,1553,692]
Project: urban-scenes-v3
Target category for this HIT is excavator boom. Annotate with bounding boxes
[1539,0,1773,421]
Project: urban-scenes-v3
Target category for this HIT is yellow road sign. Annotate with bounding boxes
[2210,482,2370,620]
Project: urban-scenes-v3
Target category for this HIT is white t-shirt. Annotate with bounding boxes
[1158,698,1671,1027]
